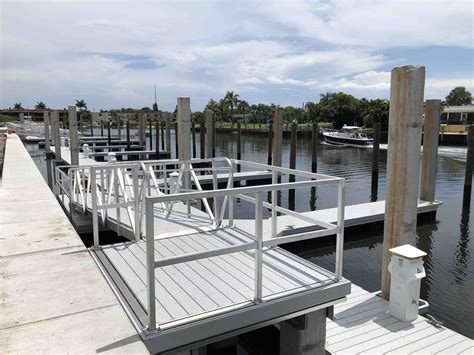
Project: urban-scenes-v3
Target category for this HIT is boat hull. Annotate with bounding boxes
[323,133,373,146]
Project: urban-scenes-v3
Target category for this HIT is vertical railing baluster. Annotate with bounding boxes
[271,171,277,238]
[335,180,345,280]
[91,167,99,249]
[133,165,140,240]
[254,191,263,302]
[146,197,157,332]
[228,163,234,227]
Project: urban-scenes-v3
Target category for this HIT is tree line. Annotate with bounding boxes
[9,86,471,129]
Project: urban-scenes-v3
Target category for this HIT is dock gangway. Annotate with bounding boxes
[54,158,351,353]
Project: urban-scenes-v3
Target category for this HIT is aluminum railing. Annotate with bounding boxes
[143,159,345,332]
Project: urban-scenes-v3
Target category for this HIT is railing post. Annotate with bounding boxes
[133,165,140,240]
[254,191,263,302]
[335,180,345,280]
[91,167,99,249]
[228,163,235,227]
[145,198,157,332]
[271,171,277,238]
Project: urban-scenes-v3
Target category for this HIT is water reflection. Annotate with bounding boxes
[310,186,318,211]
[455,206,471,282]
[416,221,438,303]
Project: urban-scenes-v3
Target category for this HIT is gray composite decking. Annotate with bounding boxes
[326,284,474,354]
[99,227,339,326]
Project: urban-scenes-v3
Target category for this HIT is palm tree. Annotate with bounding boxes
[35,101,47,109]
[13,103,23,109]
[76,99,88,111]
[224,91,240,127]
[238,100,250,125]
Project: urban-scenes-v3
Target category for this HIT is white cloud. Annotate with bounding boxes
[0,0,473,110]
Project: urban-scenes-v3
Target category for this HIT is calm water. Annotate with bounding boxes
[27,129,473,339]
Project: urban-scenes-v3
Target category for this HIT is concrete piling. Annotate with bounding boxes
[420,100,441,202]
[177,98,191,162]
[43,111,50,152]
[51,110,62,160]
[311,123,318,173]
[19,112,24,124]
[68,106,79,166]
[381,65,425,300]
[371,122,381,202]
[272,107,283,167]
[280,309,327,355]
[463,126,474,208]
[175,120,179,159]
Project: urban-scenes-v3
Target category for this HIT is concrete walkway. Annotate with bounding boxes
[0,134,147,354]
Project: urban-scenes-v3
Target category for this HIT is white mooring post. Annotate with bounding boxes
[272,106,283,167]
[381,65,425,300]
[68,105,79,166]
[420,99,441,202]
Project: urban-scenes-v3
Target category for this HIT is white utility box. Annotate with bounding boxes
[388,244,427,322]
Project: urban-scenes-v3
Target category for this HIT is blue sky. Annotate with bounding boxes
[1,0,473,111]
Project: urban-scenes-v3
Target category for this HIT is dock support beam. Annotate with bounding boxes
[205,110,215,158]
[280,309,327,355]
[420,100,441,202]
[272,107,283,167]
[68,106,79,166]
[381,65,425,300]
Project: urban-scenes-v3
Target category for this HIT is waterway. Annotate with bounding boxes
[26,129,473,340]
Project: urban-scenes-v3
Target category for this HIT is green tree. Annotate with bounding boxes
[13,103,23,109]
[224,91,240,126]
[76,99,87,110]
[318,92,359,129]
[238,100,250,123]
[305,102,321,122]
[35,102,47,109]
[446,87,472,106]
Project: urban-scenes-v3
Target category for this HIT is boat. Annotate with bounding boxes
[322,125,373,147]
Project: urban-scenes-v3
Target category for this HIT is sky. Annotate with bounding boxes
[1,0,473,111]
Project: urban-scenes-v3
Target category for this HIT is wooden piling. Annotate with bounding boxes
[200,116,205,159]
[371,122,381,202]
[68,106,79,166]
[289,121,297,210]
[237,122,241,172]
[19,113,24,124]
[381,65,425,300]
[267,120,273,165]
[160,119,165,151]
[205,110,214,158]
[311,123,318,173]
[420,100,441,202]
[463,126,474,207]
[149,119,153,150]
[126,120,131,150]
[165,112,171,153]
[192,117,197,158]
[107,119,111,146]
[174,120,179,159]
[90,115,94,137]
[155,119,160,158]
[117,114,121,140]
[272,107,283,167]
[43,111,50,152]
[100,121,104,136]
[138,113,145,147]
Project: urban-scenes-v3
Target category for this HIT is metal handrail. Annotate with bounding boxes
[143,160,345,332]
